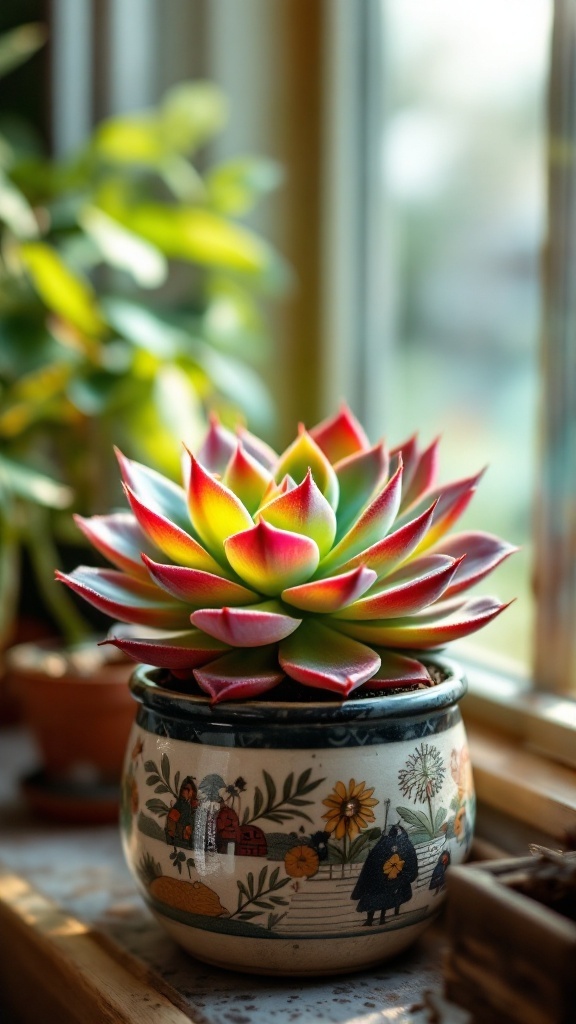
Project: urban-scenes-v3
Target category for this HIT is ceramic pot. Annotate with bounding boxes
[8,640,135,821]
[121,657,475,976]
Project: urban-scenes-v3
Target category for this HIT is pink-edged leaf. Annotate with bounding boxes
[191,601,301,647]
[282,566,376,613]
[115,448,191,531]
[390,434,417,487]
[194,646,285,703]
[429,531,518,597]
[141,554,259,607]
[101,629,229,670]
[356,650,433,691]
[274,428,339,510]
[323,500,438,581]
[74,512,154,581]
[332,596,511,648]
[278,620,380,695]
[398,437,440,512]
[395,470,484,546]
[309,404,370,463]
[197,413,237,473]
[333,555,462,620]
[186,450,253,561]
[55,567,191,628]
[224,519,320,595]
[257,469,337,558]
[123,482,227,575]
[317,461,403,575]
[222,443,273,515]
[333,442,390,541]
[258,474,297,508]
[235,424,278,471]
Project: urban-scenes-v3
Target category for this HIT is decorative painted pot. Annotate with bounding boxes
[121,657,475,976]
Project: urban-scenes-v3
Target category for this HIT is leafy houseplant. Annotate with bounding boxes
[0,23,283,653]
[58,405,514,974]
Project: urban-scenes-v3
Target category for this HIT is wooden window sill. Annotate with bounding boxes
[467,720,576,846]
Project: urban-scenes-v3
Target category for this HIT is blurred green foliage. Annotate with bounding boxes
[0,23,285,645]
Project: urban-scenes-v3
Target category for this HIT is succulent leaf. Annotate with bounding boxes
[115,448,190,531]
[398,437,440,512]
[428,531,518,597]
[257,469,337,557]
[333,442,389,541]
[309,405,370,463]
[102,629,229,670]
[332,596,509,648]
[333,555,463,620]
[224,519,320,595]
[123,482,227,574]
[186,450,253,560]
[327,501,438,580]
[274,429,339,510]
[55,567,191,628]
[196,413,237,474]
[222,443,273,515]
[282,566,377,613]
[235,424,278,470]
[194,647,285,703]
[73,512,155,581]
[396,471,483,547]
[141,554,259,607]
[361,650,434,690]
[191,600,301,646]
[279,620,381,695]
[318,461,403,574]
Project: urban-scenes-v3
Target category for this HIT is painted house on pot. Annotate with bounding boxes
[216,806,268,857]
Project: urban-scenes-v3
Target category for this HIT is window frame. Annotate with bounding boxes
[47,1,576,786]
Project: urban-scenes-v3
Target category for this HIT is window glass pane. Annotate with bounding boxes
[377,0,551,666]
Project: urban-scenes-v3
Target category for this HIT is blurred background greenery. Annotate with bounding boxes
[0,18,286,646]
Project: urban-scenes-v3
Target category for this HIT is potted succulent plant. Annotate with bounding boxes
[57,405,514,974]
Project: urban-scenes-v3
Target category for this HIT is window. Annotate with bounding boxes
[374,0,551,670]
[44,2,576,719]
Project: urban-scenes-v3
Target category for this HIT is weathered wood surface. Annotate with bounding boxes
[0,868,192,1024]
[445,861,576,1024]
[0,727,446,1024]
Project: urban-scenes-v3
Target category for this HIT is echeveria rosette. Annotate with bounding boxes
[56,406,515,703]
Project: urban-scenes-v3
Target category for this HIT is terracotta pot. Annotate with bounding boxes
[121,656,475,976]
[7,640,134,785]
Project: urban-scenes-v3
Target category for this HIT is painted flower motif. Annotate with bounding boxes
[398,743,445,803]
[284,845,320,878]
[450,747,473,801]
[453,806,466,838]
[383,853,405,879]
[56,405,515,702]
[322,779,378,840]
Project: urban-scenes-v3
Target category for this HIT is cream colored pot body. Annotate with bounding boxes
[121,661,474,976]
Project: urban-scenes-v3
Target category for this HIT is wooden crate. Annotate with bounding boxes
[444,853,576,1024]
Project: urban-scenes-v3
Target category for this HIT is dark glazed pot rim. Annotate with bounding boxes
[130,655,466,726]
